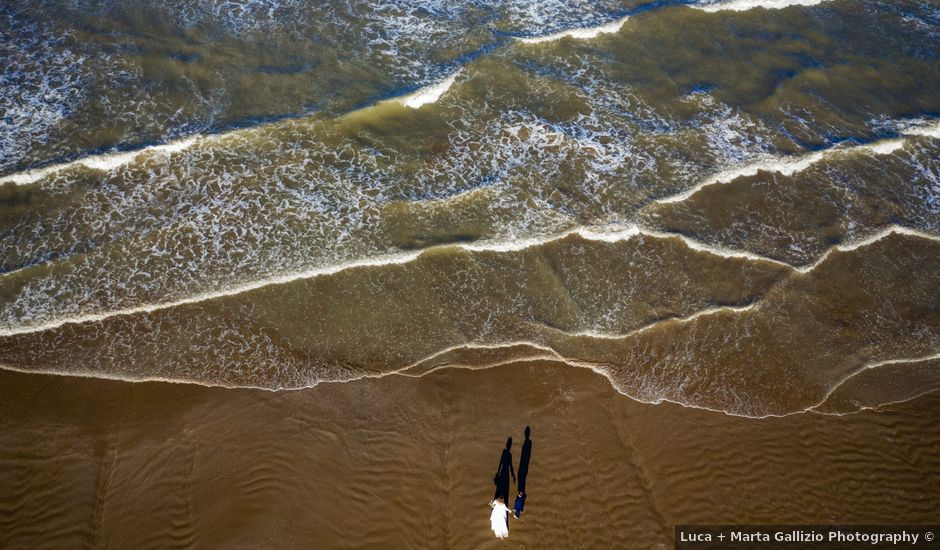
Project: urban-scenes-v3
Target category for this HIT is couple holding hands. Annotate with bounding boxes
[489,426,532,539]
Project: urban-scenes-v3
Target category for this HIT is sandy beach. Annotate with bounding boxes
[2,362,937,548]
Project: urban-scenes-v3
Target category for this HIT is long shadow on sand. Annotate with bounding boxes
[493,437,515,504]
[518,426,532,493]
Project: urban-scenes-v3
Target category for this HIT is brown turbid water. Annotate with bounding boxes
[2,0,939,547]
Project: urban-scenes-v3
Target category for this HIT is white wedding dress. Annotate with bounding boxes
[490,500,510,539]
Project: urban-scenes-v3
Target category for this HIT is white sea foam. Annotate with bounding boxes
[4,340,938,419]
[171,0,308,33]
[903,119,940,139]
[0,17,88,174]
[0,223,791,337]
[0,247,421,337]
[396,341,564,372]
[657,124,940,205]
[694,0,828,12]
[819,353,940,401]
[798,225,940,273]
[398,355,564,378]
[400,71,460,109]
[515,15,629,44]
[808,352,940,414]
[575,226,643,243]
[548,304,760,341]
[0,136,201,186]
[8,222,936,338]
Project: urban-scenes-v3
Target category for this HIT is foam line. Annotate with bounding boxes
[655,126,939,205]
[821,390,940,415]
[0,224,780,288]
[340,343,940,418]
[0,70,462,187]
[399,71,460,109]
[0,137,201,186]
[394,341,568,373]
[694,0,829,12]
[10,20,931,191]
[0,350,782,418]
[796,225,940,273]
[902,119,940,139]
[0,248,422,336]
[7,222,940,337]
[463,224,793,267]
[515,15,629,44]
[809,352,940,413]
[5,345,939,419]
[396,355,566,377]
[0,224,798,337]
[536,304,760,341]
[630,227,793,267]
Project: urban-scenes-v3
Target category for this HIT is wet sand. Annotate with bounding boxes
[2,362,937,548]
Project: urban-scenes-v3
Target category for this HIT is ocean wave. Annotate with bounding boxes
[0,137,201,186]
[2,0,908,181]
[534,304,761,341]
[0,223,783,337]
[656,119,940,205]
[811,353,940,412]
[5,222,939,338]
[399,71,461,108]
[694,0,829,12]
[6,342,939,419]
[515,15,629,44]
[3,101,934,334]
[0,16,87,173]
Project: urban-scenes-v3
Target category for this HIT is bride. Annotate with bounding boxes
[489,496,511,539]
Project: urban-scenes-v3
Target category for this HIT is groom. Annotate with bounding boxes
[514,426,532,518]
[518,426,532,492]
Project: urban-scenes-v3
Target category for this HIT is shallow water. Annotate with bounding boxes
[1,0,939,544]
